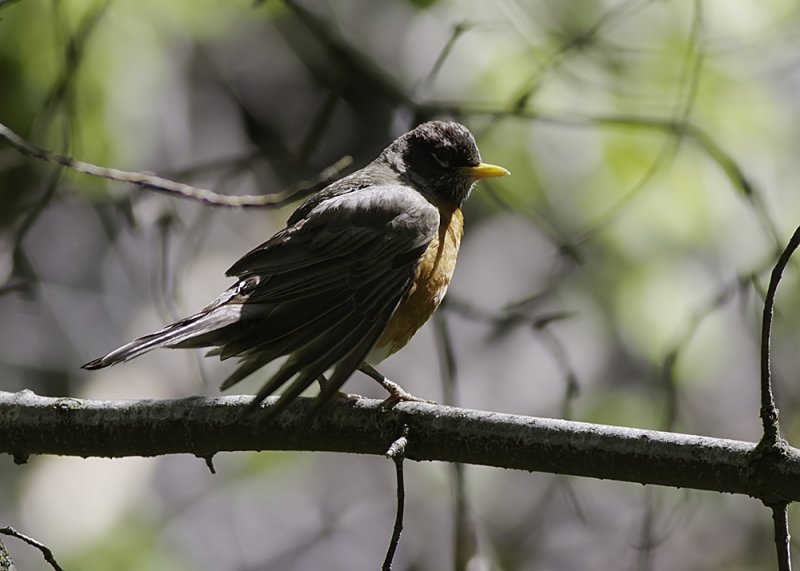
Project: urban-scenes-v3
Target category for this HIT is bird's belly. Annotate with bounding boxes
[368,208,464,364]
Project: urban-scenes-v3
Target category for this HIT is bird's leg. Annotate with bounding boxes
[316,375,363,400]
[357,363,435,407]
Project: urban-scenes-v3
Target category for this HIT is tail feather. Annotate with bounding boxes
[81,305,244,370]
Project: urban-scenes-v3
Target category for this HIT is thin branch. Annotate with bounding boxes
[434,305,459,405]
[451,462,477,571]
[443,296,580,420]
[296,90,340,164]
[0,121,352,209]
[36,0,110,142]
[11,146,65,260]
[282,0,411,107]
[758,225,800,447]
[660,274,746,430]
[575,0,705,248]
[416,21,475,99]
[532,323,580,420]
[509,0,652,111]
[770,503,793,571]
[0,527,64,571]
[3,390,800,503]
[634,489,657,571]
[748,227,800,566]
[383,428,408,571]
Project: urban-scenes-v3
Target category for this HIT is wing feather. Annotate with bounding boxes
[216,185,439,413]
[83,182,441,415]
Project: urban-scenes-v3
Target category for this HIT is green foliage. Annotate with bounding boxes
[3,0,800,569]
[66,521,192,571]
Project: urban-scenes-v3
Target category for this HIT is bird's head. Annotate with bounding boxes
[383,121,510,207]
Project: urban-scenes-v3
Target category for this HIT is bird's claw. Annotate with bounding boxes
[379,385,436,409]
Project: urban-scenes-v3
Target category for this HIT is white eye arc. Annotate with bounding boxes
[432,147,452,168]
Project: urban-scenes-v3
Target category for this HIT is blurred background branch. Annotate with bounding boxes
[3,0,800,569]
[0,121,354,209]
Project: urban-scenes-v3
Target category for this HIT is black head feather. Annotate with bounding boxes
[382,121,485,206]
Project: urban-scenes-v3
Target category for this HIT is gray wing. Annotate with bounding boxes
[214,184,439,414]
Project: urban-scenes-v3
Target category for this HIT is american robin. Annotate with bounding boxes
[83,121,510,416]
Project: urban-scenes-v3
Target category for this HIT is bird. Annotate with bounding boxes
[82,121,510,417]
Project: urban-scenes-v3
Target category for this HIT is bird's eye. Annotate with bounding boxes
[432,147,452,168]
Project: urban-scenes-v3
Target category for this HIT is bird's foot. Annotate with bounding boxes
[378,378,436,409]
[357,363,436,408]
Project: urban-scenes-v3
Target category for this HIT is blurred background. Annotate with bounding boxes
[2,0,800,569]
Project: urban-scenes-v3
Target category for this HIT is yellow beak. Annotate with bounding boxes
[459,162,511,180]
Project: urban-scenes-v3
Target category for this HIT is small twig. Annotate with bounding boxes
[634,489,657,571]
[385,430,408,461]
[296,90,339,163]
[660,273,747,430]
[11,161,65,266]
[508,0,650,111]
[451,462,478,571]
[754,227,800,571]
[282,0,411,107]
[573,0,706,249]
[383,428,408,571]
[0,121,352,209]
[532,323,580,421]
[770,503,793,571]
[416,21,475,99]
[0,527,64,571]
[758,225,800,447]
[200,454,216,475]
[433,308,458,406]
[444,296,580,419]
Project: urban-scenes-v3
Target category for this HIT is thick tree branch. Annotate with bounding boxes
[2,390,799,503]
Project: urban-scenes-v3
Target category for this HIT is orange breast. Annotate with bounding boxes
[369,205,464,363]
